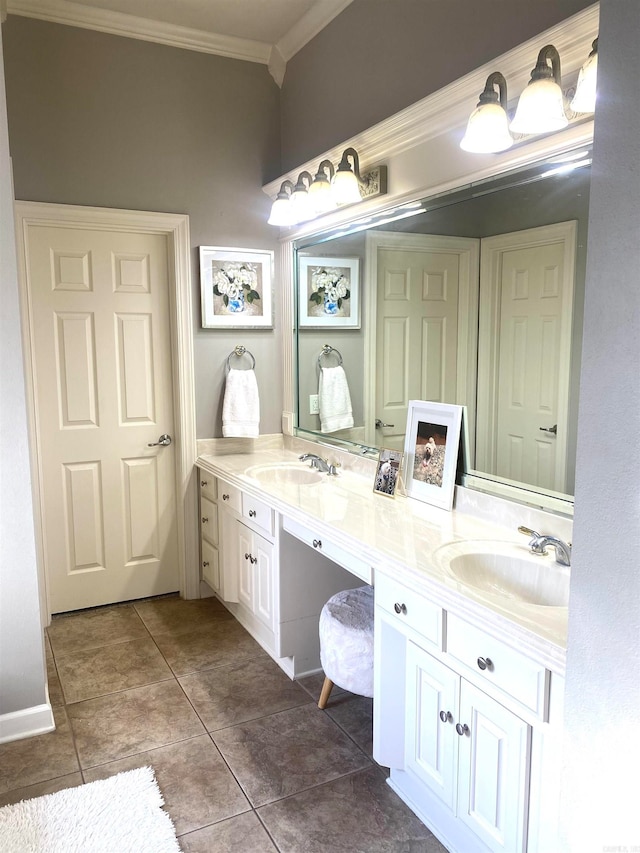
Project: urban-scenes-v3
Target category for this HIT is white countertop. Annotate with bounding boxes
[197,445,568,675]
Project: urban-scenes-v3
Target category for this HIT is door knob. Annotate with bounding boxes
[147,433,172,447]
[539,424,558,435]
[375,419,395,429]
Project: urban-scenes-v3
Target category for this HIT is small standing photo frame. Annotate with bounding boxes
[200,246,274,329]
[403,401,463,510]
[373,449,403,498]
[298,256,360,329]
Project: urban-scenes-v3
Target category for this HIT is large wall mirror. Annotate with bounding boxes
[293,149,591,511]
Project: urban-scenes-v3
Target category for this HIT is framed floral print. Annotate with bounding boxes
[403,400,463,510]
[298,256,360,329]
[200,246,274,329]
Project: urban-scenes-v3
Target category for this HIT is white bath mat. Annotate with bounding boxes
[0,766,181,853]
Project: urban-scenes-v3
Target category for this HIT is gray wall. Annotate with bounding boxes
[280,0,594,170]
[0,28,47,718]
[2,16,282,439]
[561,0,640,847]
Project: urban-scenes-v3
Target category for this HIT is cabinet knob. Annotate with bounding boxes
[201,480,208,487]
[455,723,470,736]
[244,552,250,560]
[477,656,493,671]
[313,539,322,549]
[394,602,407,615]
[201,517,208,524]
[249,509,257,518]
[223,494,230,501]
[250,555,257,564]
[439,710,452,723]
[202,560,209,567]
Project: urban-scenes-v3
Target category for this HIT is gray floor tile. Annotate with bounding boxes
[259,765,449,853]
[0,708,79,794]
[179,811,278,853]
[296,672,347,704]
[212,703,371,807]
[134,597,231,638]
[55,636,173,703]
[180,656,310,732]
[47,604,149,655]
[325,694,374,756]
[154,618,264,676]
[66,680,205,768]
[0,772,84,808]
[84,735,250,836]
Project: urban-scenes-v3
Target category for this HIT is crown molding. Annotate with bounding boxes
[264,2,599,195]
[276,0,353,62]
[6,0,272,64]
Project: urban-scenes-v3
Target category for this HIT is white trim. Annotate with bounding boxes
[264,3,599,199]
[7,0,272,64]
[364,231,480,452]
[14,202,198,619]
[0,702,55,744]
[275,0,353,62]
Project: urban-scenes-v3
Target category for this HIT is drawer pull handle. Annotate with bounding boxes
[313,539,322,549]
[394,602,407,615]
[249,509,257,518]
[201,517,208,524]
[477,656,493,671]
[223,494,230,501]
[456,723,470,736]
[201,480,208,487]
[439,710,452,723]
[202,560,209,567]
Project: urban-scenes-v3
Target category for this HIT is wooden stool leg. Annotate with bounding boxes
[318,676,334,709]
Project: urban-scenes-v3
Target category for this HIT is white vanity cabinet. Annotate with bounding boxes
[374,571,562,853]
[198,474,220,593]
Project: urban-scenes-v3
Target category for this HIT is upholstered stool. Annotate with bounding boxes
[317,585,374,709]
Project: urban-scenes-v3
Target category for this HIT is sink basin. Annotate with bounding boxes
[435,541,570,607]
[245,463,323,486]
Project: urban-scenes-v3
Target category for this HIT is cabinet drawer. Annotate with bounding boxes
[199,473,217,502]
[201,538,220,591]
[375,573,442,650]
[200,496,219,546]
[242,493,274,537]
[282,516,372,584]
[446,613,550,719]
[218,481,242,513]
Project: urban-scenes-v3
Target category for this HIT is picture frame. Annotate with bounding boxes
[373,449,403,498]
[200,246,274,329]
[298,256,360,329]
[403,400,464,511]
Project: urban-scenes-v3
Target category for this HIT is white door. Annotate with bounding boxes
[476,222,576,491]
[26,224,180,612]
[375,247,462,449]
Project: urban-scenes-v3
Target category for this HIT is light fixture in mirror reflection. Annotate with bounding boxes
[294,152,591,508]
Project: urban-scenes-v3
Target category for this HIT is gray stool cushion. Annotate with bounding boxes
[319,585,374,698]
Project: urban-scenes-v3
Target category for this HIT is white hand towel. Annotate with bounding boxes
[319,365,354,433]
[223,368,260,437]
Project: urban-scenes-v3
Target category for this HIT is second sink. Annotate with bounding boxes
[245,463,323,486]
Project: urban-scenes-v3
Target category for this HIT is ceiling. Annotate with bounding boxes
[6,0,354,83]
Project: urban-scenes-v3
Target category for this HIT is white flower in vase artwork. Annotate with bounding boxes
[212,262,262,315]
[308,266,351,317]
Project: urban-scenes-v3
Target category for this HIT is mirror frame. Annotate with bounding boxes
[265,5,598,515]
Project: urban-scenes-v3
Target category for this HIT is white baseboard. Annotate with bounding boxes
[0,702,55,744]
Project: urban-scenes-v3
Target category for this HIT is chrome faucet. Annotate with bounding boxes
[299,453,340,476]
[518,526,572,567]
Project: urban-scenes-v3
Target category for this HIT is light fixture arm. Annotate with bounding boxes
[477,71,508,111]
[276,179,295,199]
[337,147,362,184]
[314,159,335,182]
[294,171,313,192]
[530,44,563,86]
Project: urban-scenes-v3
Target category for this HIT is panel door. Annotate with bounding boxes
[457,680,530,853]
[237,523,254,612]
[253,532,275,630]
[405,641,458,811]
[376,248,461,449]
[27,224,179,612]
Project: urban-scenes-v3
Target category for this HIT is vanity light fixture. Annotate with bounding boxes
[267,180,296,226]
[331,147,364,205]
[290,171,315,223]
[308,160,337,215]
[510,44,568,135]
[460,71,513,153]
[570,37,598,113]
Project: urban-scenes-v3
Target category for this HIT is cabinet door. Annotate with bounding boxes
[405,641,459,811]
[237,523,254,612]
[254,532,275,631]
[219,509,239,603]
[201,538,220,593]
[457,680,530,853]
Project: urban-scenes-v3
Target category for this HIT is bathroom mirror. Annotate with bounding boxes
[294,151,591,510]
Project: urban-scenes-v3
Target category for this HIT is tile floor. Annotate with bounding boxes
[0,595,447,852]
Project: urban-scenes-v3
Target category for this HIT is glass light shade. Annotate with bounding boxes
[267,196,295,226]
[460,102,513,153]
[332,169,361,205]
[290,188,314,223]
[308,178,336,214]
[510,79,568,135]
[570,50,598,113]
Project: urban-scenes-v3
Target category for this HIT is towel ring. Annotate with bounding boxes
[317,344,343,369]
[226,345,256,371]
